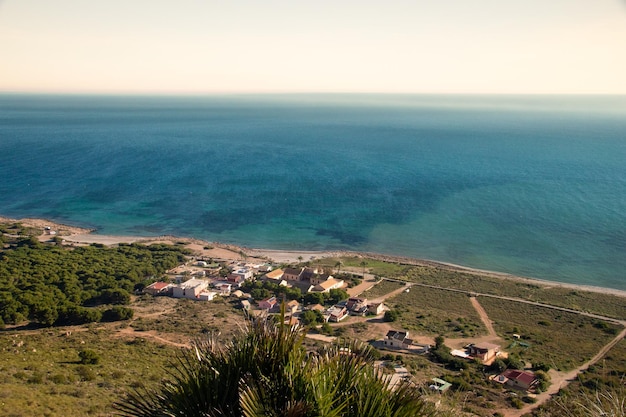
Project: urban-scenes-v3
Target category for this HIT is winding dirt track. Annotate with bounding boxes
[114,328,190,349]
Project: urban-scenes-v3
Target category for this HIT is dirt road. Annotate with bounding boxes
[470,297,498,338]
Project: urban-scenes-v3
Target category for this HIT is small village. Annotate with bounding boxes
[145,259,383,324]
[142,255,546,399]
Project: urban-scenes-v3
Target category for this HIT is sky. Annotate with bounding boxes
[0,0,625,94]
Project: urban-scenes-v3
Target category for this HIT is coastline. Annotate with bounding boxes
[3,215,626,299]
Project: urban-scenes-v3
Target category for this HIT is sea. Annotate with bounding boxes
[1,94,625,290]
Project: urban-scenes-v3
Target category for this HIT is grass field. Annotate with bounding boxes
[530,338,626,416]
[400,266,626,321]
[357,279,406,299]
[0,326,181,417]
[478,296,622,371]
[0,294,249,417]
[385,286,486,337]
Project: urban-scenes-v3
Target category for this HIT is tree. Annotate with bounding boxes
[250,288,271,301]
[304,292,326,305]
[56,305,102,325]
[490,358,507,373]
[116,316,437,417]
[335,261,342,274]
[434,335,446,349]
[101,306,134,322]
[300,310,324,326]
[98,288,131,305]
[328,288,349,305]
[78,349,100,365]
[360,260,368,275]
[384,309,400,322]
[505,354,525,370]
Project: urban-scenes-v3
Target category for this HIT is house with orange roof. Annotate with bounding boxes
[144,281,172,296]
[264,268,285,281]
[309,278,344,293]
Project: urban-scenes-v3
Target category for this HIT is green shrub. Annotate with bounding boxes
[78,349,100,365]
[76,365,96,381]
[511,397,524,409]
[27,372,45,384]
[384,309,400,322]
[102,306,134,322]
[320,322,333,335]
[49,373,68,384]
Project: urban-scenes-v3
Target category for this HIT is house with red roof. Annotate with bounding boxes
[144,281,172,296]
[258,296,278,311]
[492,369,538,391]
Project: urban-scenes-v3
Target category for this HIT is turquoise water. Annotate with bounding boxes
[1,94,625,289]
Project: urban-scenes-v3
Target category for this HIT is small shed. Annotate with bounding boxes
[430,378,451,393]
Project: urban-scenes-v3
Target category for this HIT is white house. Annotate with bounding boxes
[144,281,172,296]
[327,305,348,322]
[231,268,254,281]
[214,282,232,296]
[172,279,210,300]
[198,290,217,301]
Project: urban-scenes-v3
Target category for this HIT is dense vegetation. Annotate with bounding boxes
[0,225,190,327]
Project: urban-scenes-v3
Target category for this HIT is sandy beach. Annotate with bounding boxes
[3,215,626,299]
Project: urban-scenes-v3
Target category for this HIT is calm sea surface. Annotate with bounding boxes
[1,94,625,289]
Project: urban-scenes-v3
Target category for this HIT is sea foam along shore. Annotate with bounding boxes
[3,215,626,299]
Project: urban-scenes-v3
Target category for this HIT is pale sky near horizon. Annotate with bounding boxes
[1,0,625,94]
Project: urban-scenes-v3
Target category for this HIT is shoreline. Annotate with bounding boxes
[3,215,626,299]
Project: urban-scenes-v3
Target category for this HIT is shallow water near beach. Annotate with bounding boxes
[1,94,625,289]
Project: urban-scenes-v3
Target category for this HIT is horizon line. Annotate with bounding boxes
[2,90,626,97]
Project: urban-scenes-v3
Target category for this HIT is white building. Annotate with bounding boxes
[172,279,210,300]
[198,290,217,301]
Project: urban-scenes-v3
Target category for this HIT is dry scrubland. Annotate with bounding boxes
[401,266,626,321]
[358,279,405,299]
[0,295,250,417]
[389,286,486,338]
[478,296,621,371]
[0,326,181,417]
[531,338,626,416]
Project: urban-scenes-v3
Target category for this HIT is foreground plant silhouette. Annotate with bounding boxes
[115,314,438,417]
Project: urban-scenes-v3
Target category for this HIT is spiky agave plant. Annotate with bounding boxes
[116,313,436,417]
